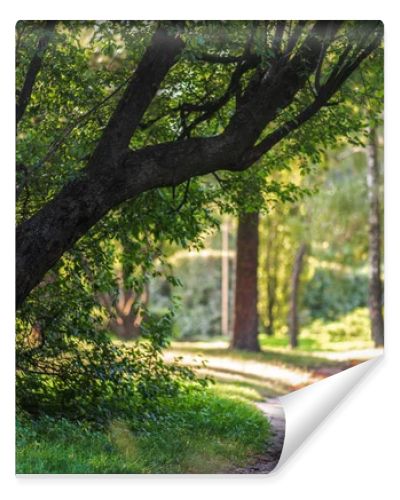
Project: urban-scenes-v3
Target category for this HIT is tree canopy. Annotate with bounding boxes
[16,20,383,307]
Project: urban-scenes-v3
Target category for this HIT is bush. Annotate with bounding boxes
[17,299,206,425]
[300,308,371,347]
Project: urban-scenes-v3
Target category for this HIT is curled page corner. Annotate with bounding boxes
[271,355,383,472]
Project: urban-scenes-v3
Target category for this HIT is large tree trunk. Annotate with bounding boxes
[366,129,384,347]
[288,243,307,348]
[231,212,260,351]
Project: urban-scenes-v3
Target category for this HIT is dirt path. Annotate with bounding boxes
[228,362,364,474]
[229,398,285,474]
[228,356,380,474]
[167,344,382,474]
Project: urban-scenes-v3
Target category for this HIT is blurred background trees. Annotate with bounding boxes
[149,129,384,350]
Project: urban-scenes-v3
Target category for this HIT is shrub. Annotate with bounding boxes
[17,297,207,425]
[301,308,371,345]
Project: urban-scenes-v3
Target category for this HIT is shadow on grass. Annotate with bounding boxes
[201,365,291,399]
[171,343,349,371]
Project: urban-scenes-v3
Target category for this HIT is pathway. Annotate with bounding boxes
[229,398,285,474]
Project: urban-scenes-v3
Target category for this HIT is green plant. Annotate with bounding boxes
[17,292,207,425]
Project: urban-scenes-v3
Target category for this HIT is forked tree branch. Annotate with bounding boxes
[16,21,383,308]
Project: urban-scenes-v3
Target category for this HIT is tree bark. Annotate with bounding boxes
[221,220,230,337]
[366,128,384,347]
[231,212,260,351]
[288,243,307,348]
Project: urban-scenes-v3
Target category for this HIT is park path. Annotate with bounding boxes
[167,344,382,474]
[229,398,285,474]
[228,353,383,474]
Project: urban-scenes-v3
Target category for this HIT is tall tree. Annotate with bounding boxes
[16,21,383,308]
[232,212,260,351]
[288,243,307,348]
[366,128,384,347]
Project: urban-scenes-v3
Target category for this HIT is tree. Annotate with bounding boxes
[366,128,384,346]
[264,215,279,336]
[87,260,150,341]
[232,212,260,351]
[16,20,383,308]
[288,243,308,348]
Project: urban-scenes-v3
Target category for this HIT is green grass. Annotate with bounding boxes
[16,388,270,474]
[17,308,378,474]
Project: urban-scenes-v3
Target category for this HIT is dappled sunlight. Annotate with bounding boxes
[166,340,382,398]
[109,420,139,462]
[15,19,384,475]
[315,347,383,362]
[201,367,290,399]
[172,349,314,386]
[166,344,318,397]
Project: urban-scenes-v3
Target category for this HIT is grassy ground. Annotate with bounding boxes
[16,388,270,474]
[17,309,382,474]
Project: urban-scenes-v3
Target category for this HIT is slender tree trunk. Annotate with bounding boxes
[16,21,56,126]
[221,220,230,337]
[367,128,384,347]
[288,243,307,348]
[265,219,278,336]
[231,212,260,351]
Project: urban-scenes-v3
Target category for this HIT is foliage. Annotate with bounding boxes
[258,307,372,352]
[257,141,381,334]
[16,389,270,473]
[302,268,368,322]
[16,153,219,421]
[17,302,208,424]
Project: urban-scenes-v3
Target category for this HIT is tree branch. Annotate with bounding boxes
[16,21,56,126]
[87,24,184,171]
[240,25,383,168]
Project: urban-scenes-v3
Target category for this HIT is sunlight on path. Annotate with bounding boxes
[314,348,383,362]
[165,349,313,387]
[165,342,382,398]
